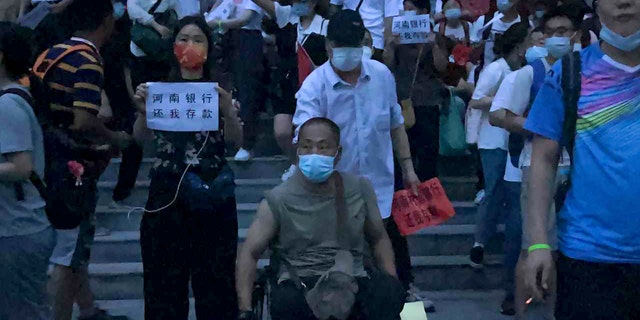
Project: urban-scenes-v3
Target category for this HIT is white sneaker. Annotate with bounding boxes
[234,148,252,162]
[281,164,297,181]
[406,284,436,313]
[474,189,485,205]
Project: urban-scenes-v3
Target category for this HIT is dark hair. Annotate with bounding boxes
[407,0,431,10]
[299,117,341,145]
[168,16,217,82]
[541,4,584,31]
[0,23,34,80]
[532,26,544,34]
[493,22,530,56]
[61,0,113,33]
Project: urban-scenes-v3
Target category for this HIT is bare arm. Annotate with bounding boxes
[526,135,561,246]
[250,0,276,18]
[237,200,278,311]
[217,87,243,148]
[382,16,395,68]
[469,97,493,110]
[0,152,33,181]
[391,125,414,173]
[432,36,449,74]
[19,0,30,17]
[70,109,131,149]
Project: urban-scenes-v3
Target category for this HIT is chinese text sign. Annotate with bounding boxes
[146,82,219,132]
[392,14,431,44]
[391,178,456,236]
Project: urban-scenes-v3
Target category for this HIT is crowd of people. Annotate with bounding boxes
[0,0,639,319]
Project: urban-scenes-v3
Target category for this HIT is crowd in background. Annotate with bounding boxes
[1,0,639,320]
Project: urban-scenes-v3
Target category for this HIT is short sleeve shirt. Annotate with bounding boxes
[0,86,50,238]
[473,58,511,150]
[525,43,640,263]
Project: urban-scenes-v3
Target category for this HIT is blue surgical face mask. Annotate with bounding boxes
[445,8,462,20]
[497,0,513,13]
[331,47,363,72]
[526,46,548,64]
[292,2,312,17]
[545,36,572,58]
[404,10,418,16]
[535,10,545,19]
[298,154,336,183]
[600,24,640,52]
[113,2,126,20]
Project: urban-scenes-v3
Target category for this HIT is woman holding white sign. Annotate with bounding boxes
[132,16,242,320]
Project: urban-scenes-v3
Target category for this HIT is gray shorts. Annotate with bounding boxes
[50,214,96,270]
[0,227,54,320]
[520,167,568,250]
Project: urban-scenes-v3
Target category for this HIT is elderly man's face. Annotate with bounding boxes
[598,0,640,37]
[298,123,341,157]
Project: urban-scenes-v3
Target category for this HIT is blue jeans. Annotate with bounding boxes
[503,181,522,293]
[474,149,508,244]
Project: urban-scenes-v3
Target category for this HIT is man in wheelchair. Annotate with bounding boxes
[236,118,406,320]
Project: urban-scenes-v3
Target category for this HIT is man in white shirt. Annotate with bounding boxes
[293,9,429,310]
[475,0,529,66]
[330,0,401,62]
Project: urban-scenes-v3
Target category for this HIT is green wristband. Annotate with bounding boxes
[528,244,551,253]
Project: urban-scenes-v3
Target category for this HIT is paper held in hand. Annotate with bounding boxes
[391,178,456,236]
[391,14,431,44]
[146,82,219,132]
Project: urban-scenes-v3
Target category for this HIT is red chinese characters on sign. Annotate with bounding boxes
[391,178,456,236]
[461,0,490,17]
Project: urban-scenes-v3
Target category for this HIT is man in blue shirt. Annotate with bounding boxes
[524,0,640,318]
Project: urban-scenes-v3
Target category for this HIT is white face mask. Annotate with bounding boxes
[404,10,418,16]
[362,46,373,60]
[331,47,363,72]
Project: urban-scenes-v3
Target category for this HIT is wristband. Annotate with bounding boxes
[528,244,551,253]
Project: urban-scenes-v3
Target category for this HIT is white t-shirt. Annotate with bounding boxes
[274,2,328,44]
[472,58,511,150]
[232,0,265,31]
[434,22,468,42]
[491,66,532,182]
[330,0,401,49]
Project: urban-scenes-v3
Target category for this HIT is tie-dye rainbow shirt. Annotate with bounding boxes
[525,43,640,264]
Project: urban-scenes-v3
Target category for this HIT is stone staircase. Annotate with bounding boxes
[89,154,506,301]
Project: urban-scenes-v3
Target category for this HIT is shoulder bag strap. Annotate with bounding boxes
[561,51,581,163]
[462,21,470,46]
[409,44,426,93]
[149,0,165,14]
[334,172,349,250]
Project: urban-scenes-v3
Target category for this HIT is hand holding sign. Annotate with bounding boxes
[391,178,456,236]
[145,82,220,132]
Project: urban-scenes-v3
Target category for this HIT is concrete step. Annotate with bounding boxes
[100,155,479,183]
[87,290,548,320]
[96,176,478,208]
[88,255,504,300]
[95,201,478,232]
[91,224,504,263]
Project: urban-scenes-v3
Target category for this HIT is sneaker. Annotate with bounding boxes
[94,227,111,237]
[109,199,134,210]
[406,284,436,313]
[469,244,484,268]
[78,308,129,320]
[500,293,516,316]
[474,189,485,205]
[281,164,297,181]
[234,148,252,162]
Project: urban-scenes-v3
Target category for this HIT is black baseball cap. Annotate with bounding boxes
[327,10,366,47]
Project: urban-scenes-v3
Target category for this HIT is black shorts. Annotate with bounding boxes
[556,252,640,320]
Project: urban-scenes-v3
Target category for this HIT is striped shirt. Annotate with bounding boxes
[43,37,104,129]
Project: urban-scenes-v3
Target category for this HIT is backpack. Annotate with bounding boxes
[12,44,103,230]
[507,59,547,167]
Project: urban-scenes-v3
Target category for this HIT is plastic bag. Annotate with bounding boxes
[440,90,468,156]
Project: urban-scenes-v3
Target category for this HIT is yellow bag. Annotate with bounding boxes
[400,99,416,129]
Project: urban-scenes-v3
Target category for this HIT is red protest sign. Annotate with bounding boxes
[460,0,490,17]
[391,178,456,236]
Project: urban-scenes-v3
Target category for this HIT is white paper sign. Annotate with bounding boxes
[392,14,431,44]
[146,82,219,132]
